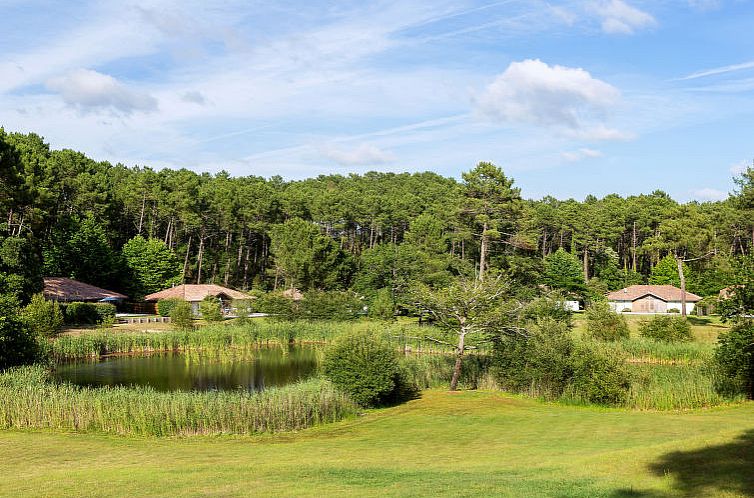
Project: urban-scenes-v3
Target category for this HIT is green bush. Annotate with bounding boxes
[713,322,754,398]
[0,295,44,370]
[256,292,299,321]
[232,299,254,324]
[21,293,63,337]
[567,343,631,405]
[369,288,395,321]
[170,300,194,331]
[300,290,363,321]
[93,303,116,325]
[323,330,415,407]
[64,302,99,325]
[520,295,574,327]
[639,315,692,342]
[199,296,223,322]
[491,318,575,398]
[157,298,181,317]
[585,301,629,341]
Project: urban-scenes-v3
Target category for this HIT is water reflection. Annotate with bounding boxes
[54,346,319,392]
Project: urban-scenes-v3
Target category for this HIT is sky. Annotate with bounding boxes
[1,0,753,201]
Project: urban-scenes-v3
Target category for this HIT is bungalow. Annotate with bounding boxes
[43,277,127,303]
[144,284,249,315]
[607,285,702,314]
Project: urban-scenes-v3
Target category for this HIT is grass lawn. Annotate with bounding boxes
[1,390,753,497]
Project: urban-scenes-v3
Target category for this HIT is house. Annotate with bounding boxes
[607,285,702,314]
[43,277,127,303]
[144,284,249,315]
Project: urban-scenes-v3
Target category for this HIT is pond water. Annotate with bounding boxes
[54,346,319,392]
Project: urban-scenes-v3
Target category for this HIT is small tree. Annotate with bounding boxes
[714,322,754,399]
[410,277,516,390]
[21,293,64,337]
[639,315,692,342]
[170,300,194,331]
[369,288,395,321]
[199,296,223,322]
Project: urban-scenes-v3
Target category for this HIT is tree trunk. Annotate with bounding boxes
[632,221,637,271]
[182,235,192,282]
[137,193,146,235]
[676,255,687,317]
[196,235,205,284]
[479,222,488,281]
[450,328,467,391]
[583,244,589,283]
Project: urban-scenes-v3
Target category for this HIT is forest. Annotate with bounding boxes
[2,127,753,307]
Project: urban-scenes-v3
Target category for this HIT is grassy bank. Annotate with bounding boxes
[0,366,357,436]
[1,390,753,497]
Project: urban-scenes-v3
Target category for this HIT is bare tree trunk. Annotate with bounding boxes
[137,193,146,235]
[583,244,589,283]
[632,221,637,271]
[450,327,467,391]
[182,235,192,282]
[196,235,205,284]
[479,222,488,281]
[676,255,687,317]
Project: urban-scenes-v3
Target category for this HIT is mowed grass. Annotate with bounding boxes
[1,390,753,497]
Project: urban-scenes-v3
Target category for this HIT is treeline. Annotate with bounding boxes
[1,128,753,303]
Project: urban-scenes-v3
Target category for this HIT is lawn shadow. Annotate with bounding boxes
[646,429,754,497]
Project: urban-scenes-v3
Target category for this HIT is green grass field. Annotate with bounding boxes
[1,389,753,497]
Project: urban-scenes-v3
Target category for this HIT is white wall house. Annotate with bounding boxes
[607,285,701,314]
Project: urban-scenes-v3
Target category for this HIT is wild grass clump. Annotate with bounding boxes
[0,365,357,436]
[627,363,740,410]
[603,337,713,363]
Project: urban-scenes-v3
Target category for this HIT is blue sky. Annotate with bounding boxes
[1,0,753,201]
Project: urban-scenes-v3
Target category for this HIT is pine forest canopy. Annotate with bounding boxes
[1,127,753,304]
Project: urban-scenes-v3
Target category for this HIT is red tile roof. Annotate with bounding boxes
[144,284,249,302]
[607,285,702,302]
[43,277,127,302]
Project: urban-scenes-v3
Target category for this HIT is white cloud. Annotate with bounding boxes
[475,59,627,140]
[690,188,728,201]
[588,0,657,34]
[731,160,751,175]
[46,69,157,114]
[679,61,754,81]
[320,143,396,166]
[561,148,603,162]
[687,0,722,11]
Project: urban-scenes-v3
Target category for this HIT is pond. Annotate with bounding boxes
[54,346,319,392]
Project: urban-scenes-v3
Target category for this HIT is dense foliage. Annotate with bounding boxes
[21,293,63,337]
[714,322,754,399]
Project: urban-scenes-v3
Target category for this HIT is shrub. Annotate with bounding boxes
[520,295,574,327]
[667,308,680,314]
[713,322,754,398]
[369,288,395,321]
[21,293,63,337]
[323,330,414,407]
[491,318,575,398]
[93,303,116,326]
[567,343,631,405]
[300,290,363,321]
[622,308,632,313]
[585,301,629,341]
[199,296,223,322]
[0,294,43,370]
[232,299,254,324]
[639,315,692,342]
[256,292,299,321]
[64,302,99,325]
[157,298,181,317]
[170,300,194,331]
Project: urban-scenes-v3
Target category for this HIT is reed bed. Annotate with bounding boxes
[626,363,741,410]
[52,321,457,360]
[0,366,357,436]
[602,337,714,364]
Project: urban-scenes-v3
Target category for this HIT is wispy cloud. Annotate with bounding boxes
[690,187,728,201]
[587,0,657,34]
[731,160,751,175]
[320,143,396,166]
[561,148,603,162]
[678,61,754,81]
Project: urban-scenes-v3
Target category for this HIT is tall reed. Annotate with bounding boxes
[0,366,357,436]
